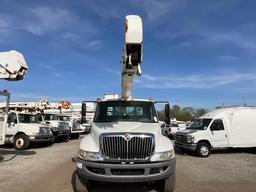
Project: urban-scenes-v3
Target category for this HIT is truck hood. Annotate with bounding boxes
[80,121,173,152]
[88,122,162,148]
[176,128,203,135]
[93,122,161,135]
[44,120,58,127]
[19,123,45,129]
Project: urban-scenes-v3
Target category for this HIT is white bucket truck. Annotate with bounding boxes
[4,111,53,150]
[41,113,70,142]
[0,50,49,150]
[75,15,176,192]
[175,107,256,157]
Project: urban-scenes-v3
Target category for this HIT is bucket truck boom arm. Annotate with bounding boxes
[121,15,143,99]
[0,50,28,81]
[0,50,28,145]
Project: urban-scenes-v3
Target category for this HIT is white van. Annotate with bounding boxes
[175,107,256,157]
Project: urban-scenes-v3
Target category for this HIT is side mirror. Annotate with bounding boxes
[81,102,87,124]
[164,104,170,125]
[160,123,165,128]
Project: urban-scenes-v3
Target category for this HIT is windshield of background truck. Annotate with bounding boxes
[44,114,58,121]
[94,101,158,123]
[18,114,40,123]
[187,118,212,130]
[58,116,70,121]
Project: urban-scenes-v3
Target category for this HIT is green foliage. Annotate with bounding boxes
[157,105,208,122]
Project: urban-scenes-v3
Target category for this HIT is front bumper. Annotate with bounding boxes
[76,158,176,183]
[29,135,54,142]
[175,141,197,151]
[52,129,70,137]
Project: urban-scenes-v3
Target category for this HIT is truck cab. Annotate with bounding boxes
[41,113,70,142]
[4,111,53,150]
[58,114,83,139]
[76,99,176,192]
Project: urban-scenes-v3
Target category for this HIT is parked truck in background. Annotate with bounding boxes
[3,111,53,150]
[58,114,83,139]
[0,50,28,147]
[175,107,256,157]
[41,113,70,142]
[75,15,176,192]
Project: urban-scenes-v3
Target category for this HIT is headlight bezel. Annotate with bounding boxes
[186,135,195,143]
[150,149,175,162]
[79,149,102,161]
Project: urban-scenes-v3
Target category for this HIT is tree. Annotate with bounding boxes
[194,108,208,119]
[169,105,208,121]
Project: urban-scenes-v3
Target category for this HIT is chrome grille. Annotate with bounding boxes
[175,133,187,143]
[58,122,69,130]
[39,127,51,135]
[72,121,82,131]
[101,133,154,161]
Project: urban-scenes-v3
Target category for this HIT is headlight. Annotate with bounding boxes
[186,135,195,143]
[151,149,175,161]
[79,149,101,161]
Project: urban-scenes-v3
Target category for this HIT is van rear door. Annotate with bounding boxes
[209,119,228,148]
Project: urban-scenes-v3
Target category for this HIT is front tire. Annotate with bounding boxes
[75,172,89,192]
[196,142,211,157]
[13,134,29,150]
[161,174,175,192]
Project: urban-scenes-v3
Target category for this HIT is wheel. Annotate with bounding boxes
[65,135,70,142]
[75,172,89,192]
[44,140,54,147]
[59,135,69,142]
[71,133,80,140]
[13,134,29,150]
[196,142,211,157]
[162,174,175,192]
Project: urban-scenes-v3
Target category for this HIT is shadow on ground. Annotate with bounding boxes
[173,141,256,157]
[71,171,162,192]
[0,148,36,162]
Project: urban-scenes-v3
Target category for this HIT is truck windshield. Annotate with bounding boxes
[94,101,158,123]
[58,116,70,121]
[187,118,212,130]
[18,114,40,123]
[44,114,58,121]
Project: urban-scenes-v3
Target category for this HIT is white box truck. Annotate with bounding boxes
[175,107,256,157]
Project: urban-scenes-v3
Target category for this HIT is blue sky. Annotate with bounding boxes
[1,0,256,108]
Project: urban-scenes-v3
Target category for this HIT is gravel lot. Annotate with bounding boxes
[0,138,255,192]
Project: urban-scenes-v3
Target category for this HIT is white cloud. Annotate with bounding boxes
[138,72,256,89]
[87,40,102,50]
[180,42,191,47]
[0,18,8,28]
[0,14,13,33]
[40,64,55,70]
[0,6,98,39]
[82,0,122,19]
[199,30,256,53]
[25,7,74,35]
[218,55,239,62]
[142,0,173,21]
[97,64,120,75]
